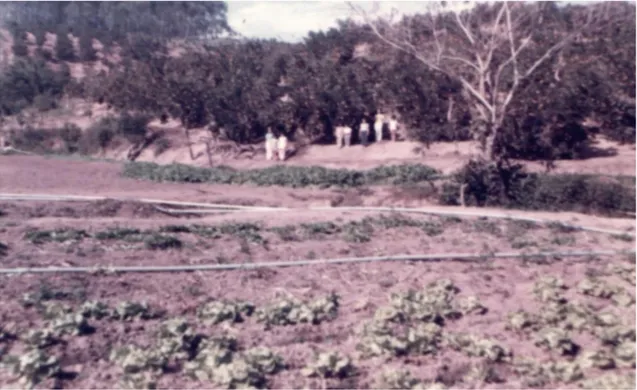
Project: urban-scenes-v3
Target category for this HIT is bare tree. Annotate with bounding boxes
[348,1,604,161]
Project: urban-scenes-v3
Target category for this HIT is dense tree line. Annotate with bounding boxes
[0,1,634,163]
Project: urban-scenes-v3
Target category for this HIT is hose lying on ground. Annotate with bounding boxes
[0,193,632,237]
[0,193,280,211]
[0,250,633,275]
[0,147,35,156]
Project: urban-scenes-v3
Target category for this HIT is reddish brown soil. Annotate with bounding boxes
[0,155,635,389]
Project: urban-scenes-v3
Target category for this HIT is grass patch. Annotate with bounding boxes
[160,222,265,244]
[122,161,441,188]
[611,234,634,242]
[143,234,183,250]
[269,225,300,242]
[14,215,449,250]
[551,235,576,246]
[300,222,342,238]
[342,220,375,243]
[94,228,143,241]
[25,228,89,244]
[511,240,538,249]
[272,214,445,243]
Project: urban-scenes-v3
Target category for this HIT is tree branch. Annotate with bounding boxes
[454,10,476,45]
[459,76,494,116]
[483,3,507,71]
[497,1,521,121]
[505,3,519,82]
[441,54,481,72]
[492,33,531,107]
[429,14,444,65]
[347,2,447,75]
[522,4,595,78]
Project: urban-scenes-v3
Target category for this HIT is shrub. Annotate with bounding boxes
[78,33,97,62]
[33,93,58,112]
[11,124,83,155]
[55,30,76,62]
[0,241,8,256]
[24,228,89,244]
[80,114,150,154]
[0,57,70,116]
[40,49,53,61]
[34,30,47,46]
[12,127,57,153]
[57,123,82,153]
[440,159,635,216]
[143,234,182,250]
[12,35,29,57]
[117,112,150,143]
[121,161,441,188]
[80,118,117,153]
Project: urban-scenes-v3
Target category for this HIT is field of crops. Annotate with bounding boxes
[0,193,635,389]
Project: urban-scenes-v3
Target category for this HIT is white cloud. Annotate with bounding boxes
[227,1,474,42]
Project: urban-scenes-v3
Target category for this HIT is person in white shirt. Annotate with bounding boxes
[265,128,276,160]
[277,133,288,161]
[334,125,344,148]
[359,119,370,146]
[375,112,385,124]
[374,116,383,142]
[343,125,352,147]
[389,116,399,142]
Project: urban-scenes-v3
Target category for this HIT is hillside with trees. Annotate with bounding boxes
[0,1,634,166]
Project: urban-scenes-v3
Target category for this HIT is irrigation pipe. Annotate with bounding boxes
[0,193,633,237]
[0,250,633,275]
[0,193,280,211]
[153,205,236,215]
[0,147,35,156]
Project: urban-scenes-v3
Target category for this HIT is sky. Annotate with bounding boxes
[226,1,475,42]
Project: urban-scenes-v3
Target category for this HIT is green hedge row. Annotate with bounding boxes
[121,162,442,188]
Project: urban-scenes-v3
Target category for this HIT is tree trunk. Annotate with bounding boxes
[460,184,468,207]
[205,140,213,167]
[480,118,500,162]
[184,128,195,160]
[484,133,497,161]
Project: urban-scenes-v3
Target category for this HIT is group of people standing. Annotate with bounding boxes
[265,128,288,161]
[334,112,399,148]
[263,112,401,162]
